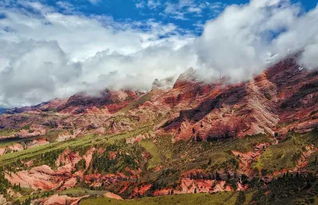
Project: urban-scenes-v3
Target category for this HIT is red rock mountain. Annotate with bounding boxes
[1,56,318,204]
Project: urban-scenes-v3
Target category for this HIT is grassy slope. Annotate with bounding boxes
[306,152,318,172]
[168,134,273,172]
[140,140,162,169]
[139,135,174,169]
[1,116,318,205]
[254,131,318,173]
[0,125,152,167]
[59,187,106,197]
[80,192,249,205]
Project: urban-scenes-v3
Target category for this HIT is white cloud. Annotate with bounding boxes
[79,44,197,92]
[0,3,195,107]
[195,0,318,82]
[135,1,145,9]
[147,0,160,9]
[0,40,81,106]
[274,5,318,69]
[163,0,224,20]
[56,1,76,13]
[1,12,145,61]
[87,0,100,5]
[164,0,198,20]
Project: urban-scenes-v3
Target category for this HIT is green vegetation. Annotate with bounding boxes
[76,159,87,171]
[135,134,273,191]
[107,125,152,144]
[168,134,272,172]
[14,190,54,205]
[45,129,64,143]
[32,149,63,168]
[150,168,181,190]
[91,141,145,174]
[1,121,318,205]
[0,125,152,167]
[140,140,162,169]
[253,131,318,174]
[80,192,243,205]
[0,129,20,148]
[138,135,175,169]
[59,187,105,197]
[0,128,17,136]
[142,134,272,173]
[0,167,9,194]
[251,173,318,205]
[305,151,318,173]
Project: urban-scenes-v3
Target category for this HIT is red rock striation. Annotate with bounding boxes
[56,90,140,114]
[161,57,318,141]
[5,148,98,191]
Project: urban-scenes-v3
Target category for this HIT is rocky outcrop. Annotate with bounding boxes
[34,194,88,205]
[0,138,49,155]
[0,127,46,142]
[176,178,233,194]
[56,130,81,142]
[232,142,271,176]
[7,143,24,152]
[0,195,7,205]
[153,188,174,196]
[104,192,123,200]
[0,143,25,155]
[27,138,49,148]
[131,184,152,197]
[5,165,69,190]
[295,145,318,171]
[161,57,318,142]
[84,173,134,188]
[16,127,46,138]
[0,148,5,156]
[56,90,140,114]
[162,80,278,141]
[4,148,98,191]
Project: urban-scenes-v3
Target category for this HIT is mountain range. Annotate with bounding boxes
[0,56,318,204]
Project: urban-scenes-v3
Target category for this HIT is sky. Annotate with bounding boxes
[0,0,318,107]
[1,0,316,35]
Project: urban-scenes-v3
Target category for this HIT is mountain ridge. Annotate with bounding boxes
[0,57,318,204]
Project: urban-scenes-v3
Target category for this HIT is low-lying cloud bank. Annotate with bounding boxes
[0,0,318,107]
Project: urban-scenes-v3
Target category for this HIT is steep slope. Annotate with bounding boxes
[162,57,318,141]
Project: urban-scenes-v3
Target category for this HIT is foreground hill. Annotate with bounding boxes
[0,57,318,204]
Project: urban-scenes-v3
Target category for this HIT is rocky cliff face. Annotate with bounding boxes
[162,57,318,142]
[1,57,318,204]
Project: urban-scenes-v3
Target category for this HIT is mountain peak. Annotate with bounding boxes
[151,77,175,90]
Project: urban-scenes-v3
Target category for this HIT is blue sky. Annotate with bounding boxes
[39,0,318,31]
[1,0,317,35]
